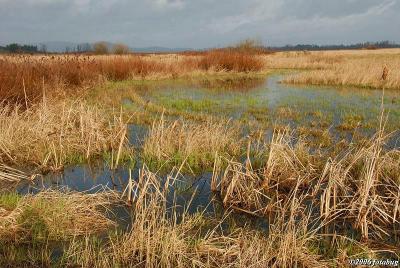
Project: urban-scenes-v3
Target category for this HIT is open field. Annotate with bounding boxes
[265,48,400,90]
[1,48,400,267]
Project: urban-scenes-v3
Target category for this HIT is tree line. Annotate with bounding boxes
[0,42,131,54]
[0,43,43,53]
[269,41,400,51]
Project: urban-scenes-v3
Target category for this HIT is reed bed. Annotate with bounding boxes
[0,97,130,171]
[212,129,320,215]
[143,116,241,170]
[0,52,265,105]
[61,165,326,268]
[0,189,118,241]
[1,126,397,266]
[284,58,400,89]
[212,123,400,244]
[199,50,265,72]
[266,49,400,89]
[264,51,345,70]
[0,189,120,266]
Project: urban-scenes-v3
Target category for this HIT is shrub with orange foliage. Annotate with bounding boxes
[199,50,264,72]
[0,51,266,105]
[0,55,172,103]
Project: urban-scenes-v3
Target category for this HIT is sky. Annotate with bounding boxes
[0,0,399,48]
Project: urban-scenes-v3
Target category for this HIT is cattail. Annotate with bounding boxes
[381,65,389,80]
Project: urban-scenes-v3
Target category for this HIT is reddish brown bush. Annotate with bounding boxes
[0,51,265,105]
[0,55,173,103]
[198,50,264,72]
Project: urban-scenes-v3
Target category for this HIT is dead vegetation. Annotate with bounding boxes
[60,165,327,268]
[269,49,400,89]
[0,52,265,105]
[211,123,400,244]
[0,97,130,171]
[0,189,118,241]
[143,116,242,170]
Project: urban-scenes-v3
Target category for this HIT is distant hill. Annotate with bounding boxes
[34,41,81,53]
[133,46,192,53]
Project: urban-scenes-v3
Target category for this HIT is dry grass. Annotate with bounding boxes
[0,164,31,184]
[319,131,400,240]
[0,189,118,242]
[143,116,242,170]
[0,52,266,105]
[199,50,264,72]
[264,49,400,89]
[2,133,397,266]
[0,97,130,171]
[212,121,400,243]
[62,165,326,268]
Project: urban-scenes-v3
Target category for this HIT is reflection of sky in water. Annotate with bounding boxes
[144,74,400,147]
[17,163,216,218]
[15,74,400,219]
[144,74,400,123]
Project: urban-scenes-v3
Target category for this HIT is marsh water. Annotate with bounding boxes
[17,74,400,222]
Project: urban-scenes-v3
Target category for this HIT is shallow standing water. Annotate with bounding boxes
[17,74,400,215]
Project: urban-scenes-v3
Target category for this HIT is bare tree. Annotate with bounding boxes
[113,43,130,55]
[93,42,109,54]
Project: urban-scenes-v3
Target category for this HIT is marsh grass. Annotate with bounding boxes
[0,189,118,241]
[199,50,264,72]
[212,117,400,245]
[1,123,398,266]
[61,165,328,267]
[0,53,266,106]
[0,97,131,171]
[143,115,242,171]
[0,164,31,183]
[0,189,120,266]
[275,49,400,90]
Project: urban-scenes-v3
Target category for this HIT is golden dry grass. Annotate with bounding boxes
[264,49,400,89]
[0,189,118,242]
[62,165,326,268]
[0,97,130,171]
[143,116,242,170]
[212,122,400,242]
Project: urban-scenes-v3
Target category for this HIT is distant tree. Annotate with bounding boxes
[76,44,83,52]
[5,43,38,53]
[113,43,130,55]
[6,43,20,53]
[269,40,400,51]
[235,38,263,50]
[93,42,109,54]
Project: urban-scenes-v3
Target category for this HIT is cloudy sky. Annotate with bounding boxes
[0,0,399,48]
